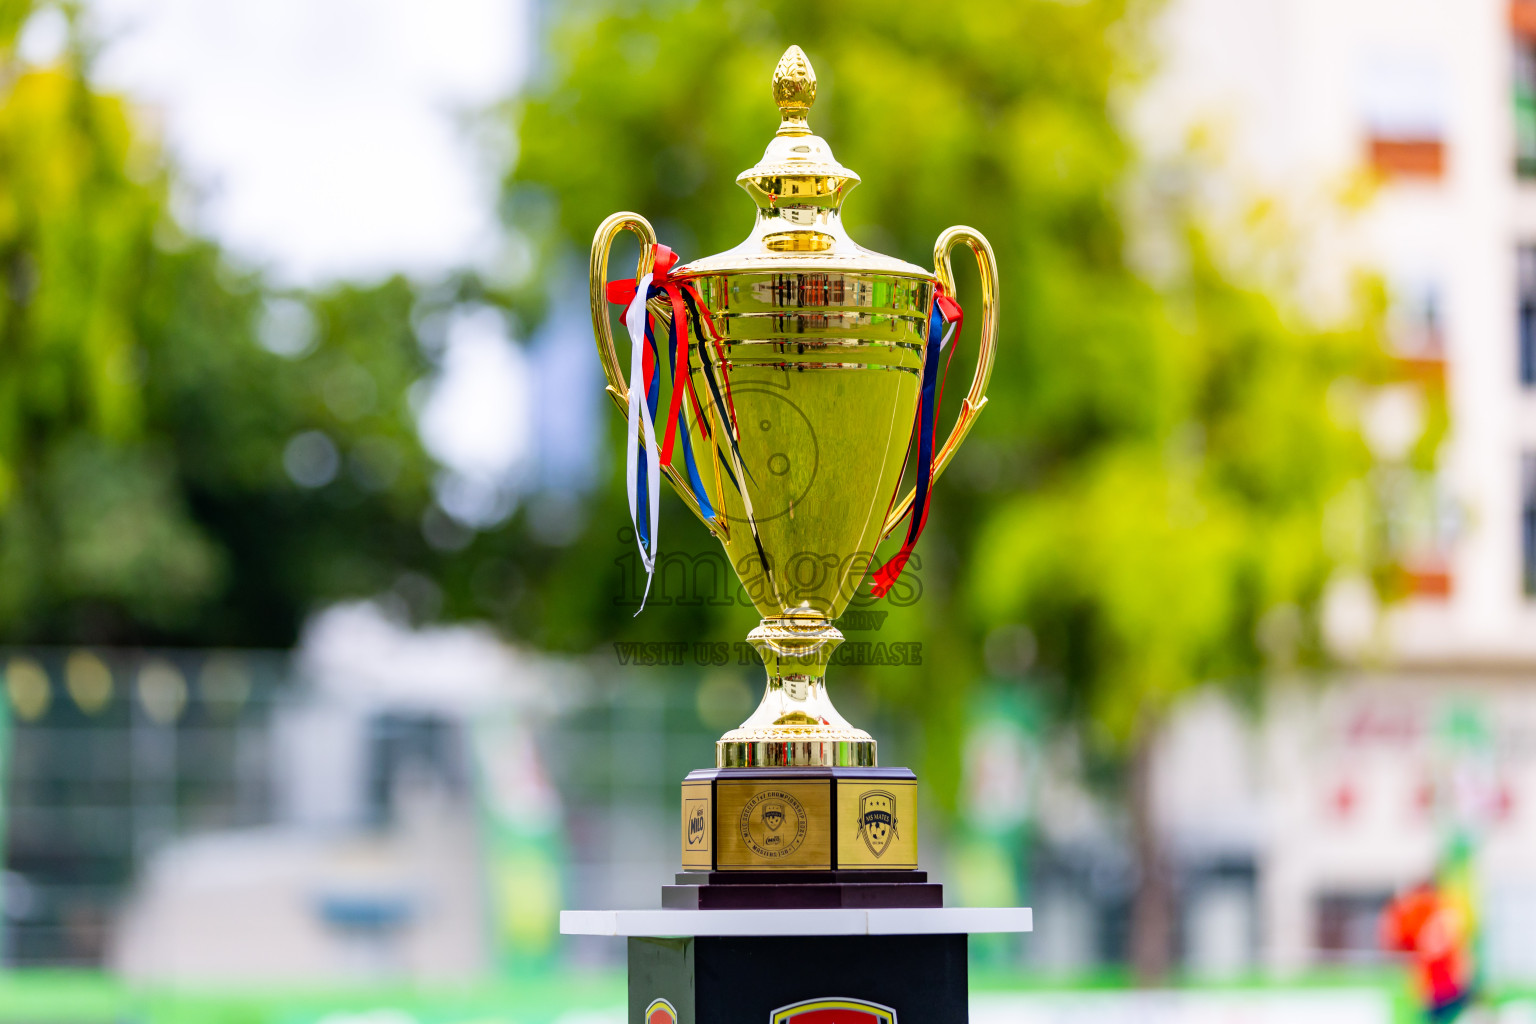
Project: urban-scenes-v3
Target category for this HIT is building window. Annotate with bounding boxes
[1380,467,1456,599]
[1418,287,1443,356]
[1358,52,1446,181]
[1522,248,1536,385]
[1518,27,1536,177]
[1369,138,1445,179]
[1316,891,1392,964]
[1391,279,1444,359]
[1524,455,1536,596]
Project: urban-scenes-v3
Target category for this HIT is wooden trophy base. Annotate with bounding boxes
[662,870,943,910]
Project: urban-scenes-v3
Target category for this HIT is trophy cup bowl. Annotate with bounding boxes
[591,46,998,872]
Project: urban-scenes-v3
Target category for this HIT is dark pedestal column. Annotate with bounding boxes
[627,933,968,1024]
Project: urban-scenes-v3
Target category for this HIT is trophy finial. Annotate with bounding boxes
[772,45,816,133]
[737,43,857,198]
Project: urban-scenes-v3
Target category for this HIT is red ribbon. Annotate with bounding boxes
[607,245,735,467]
[869,285,964,598]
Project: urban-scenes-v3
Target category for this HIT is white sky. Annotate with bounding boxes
[77,0,538,502]
[86,0,529,286]
[417,305,532,524]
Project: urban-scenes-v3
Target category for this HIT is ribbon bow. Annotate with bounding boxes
[607,244,740,612]
[869,285,965,598]
[605,244,959,609]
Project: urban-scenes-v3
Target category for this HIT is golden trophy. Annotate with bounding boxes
[590,45,998,890]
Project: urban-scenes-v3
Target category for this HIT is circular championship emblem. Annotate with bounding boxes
[739,790,808,859]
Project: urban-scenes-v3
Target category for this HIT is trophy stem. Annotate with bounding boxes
[715,616,877,768]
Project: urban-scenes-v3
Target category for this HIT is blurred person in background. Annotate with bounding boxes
[1383,844,1480,1024]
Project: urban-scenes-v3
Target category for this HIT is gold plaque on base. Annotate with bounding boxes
[681,780,713,871]
[835,778,917,870]
[680,768,917,872]
[716,778,832,870]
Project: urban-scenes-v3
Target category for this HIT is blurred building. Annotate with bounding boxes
[1099,0,1536,983]
[0,608,556,980]
[0,604,780,980]
[107,607,533,983]
[1,647,286,966]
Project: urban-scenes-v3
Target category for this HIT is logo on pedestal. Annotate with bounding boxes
[646,998,678,1024]
[856,790,899,858]
[740,790,807,858]
[771,997,896,1024]
[686,801,708,848]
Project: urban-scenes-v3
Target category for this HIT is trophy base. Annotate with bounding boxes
[715,729,877,769]
[662,870,942,910]
[720,618,877,768]
[680,766,916,872]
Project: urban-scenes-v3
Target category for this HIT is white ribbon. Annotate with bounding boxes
[623,273,660,614]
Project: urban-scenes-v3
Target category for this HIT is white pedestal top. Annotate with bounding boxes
[559,907,1032,938]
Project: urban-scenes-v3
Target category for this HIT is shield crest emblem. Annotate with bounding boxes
[762,802,786,832]
[856,790,899,858]
[771,997,896,1024]
[646,999,677,1024]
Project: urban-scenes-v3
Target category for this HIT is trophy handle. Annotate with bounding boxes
[589,211,722,537]
[879,225,1000,541]
[590,212,659,414]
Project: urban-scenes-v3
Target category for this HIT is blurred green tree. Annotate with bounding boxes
[498,0,1417,977]
[0,4,444,645]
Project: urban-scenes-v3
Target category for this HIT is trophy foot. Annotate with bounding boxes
[715,616,876,768]
[684,618,900,873]
[716,728,877,769]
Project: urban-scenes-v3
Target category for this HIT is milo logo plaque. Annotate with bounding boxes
[680,780,713,870]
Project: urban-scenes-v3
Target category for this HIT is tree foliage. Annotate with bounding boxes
[0,5,444,645]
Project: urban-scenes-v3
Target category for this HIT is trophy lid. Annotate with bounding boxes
[735,45,859,187]
[677,46,932,279]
